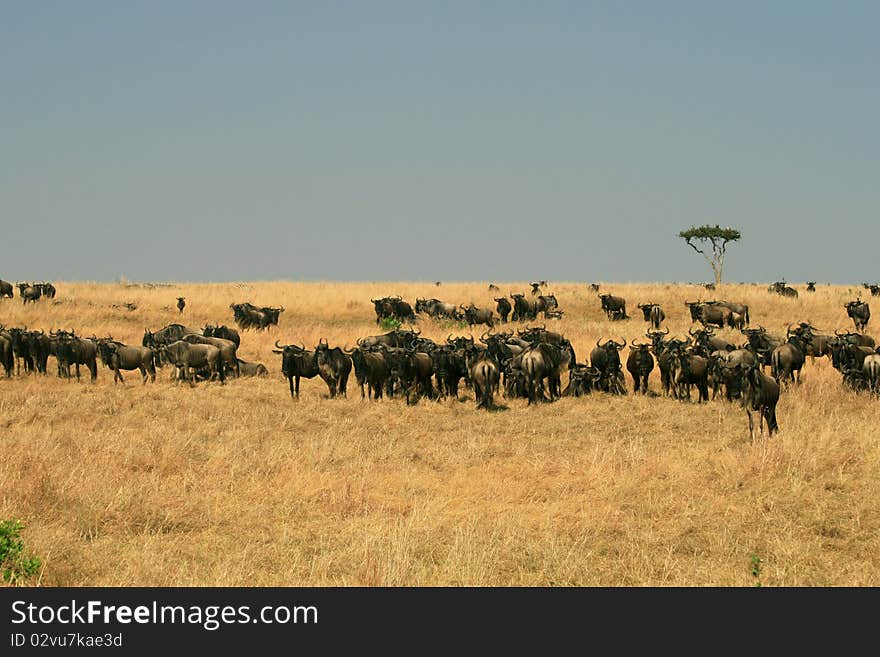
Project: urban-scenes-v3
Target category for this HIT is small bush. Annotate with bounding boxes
[379,316,402,331]
[0,519,42,586]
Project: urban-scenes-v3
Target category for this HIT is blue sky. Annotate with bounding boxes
[1,2,877,283]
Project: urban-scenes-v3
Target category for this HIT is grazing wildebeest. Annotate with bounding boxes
[54,332,98,382]
[494,297,512,323]
[460,303,495,328]
[160,340,223,385]
[0,280,13,298]
[203,324,241,348]
[464,346,501,410]
[845,300,871,332]
[626,340,655,394]
[16,282,41,304]
[590,338,627,395]
[599,294,628,320]
[177,297,186,313]
[314,338,353,398]
[769,326,808,387]
[236,359,269,377]
[182,334,240,378]
[806,282,816,293]
[230,302,284,330]
[733,362,780,440]
[96,338,156,384]
[273,341,320,398]
[669,346,709,403]
[862,283,880,297]
[638,303,665,330]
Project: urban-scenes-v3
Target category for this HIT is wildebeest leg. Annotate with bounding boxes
[295,376,301,397]
[288,376,295,398]
[115,367,124,384]
[747,409,755,440]
[75,363,81,382]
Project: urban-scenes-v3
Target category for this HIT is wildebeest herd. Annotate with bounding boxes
[1,280,877,442]
[0,280,56,303]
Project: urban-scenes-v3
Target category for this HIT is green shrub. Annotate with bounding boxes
[0,519,42,585]
[379,316,402,331]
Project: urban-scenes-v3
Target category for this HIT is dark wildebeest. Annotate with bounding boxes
[588,283,600,293]
[203,324,241,348]
[38,282,56,299]
[0,327,14,376]
[356,327,421,350]
[769,326,808,387]
[415,298,458,320]
[488,284,500,291]
[712,300,750,326]
[789,323,832,361]
[460,303,495,328]
[828,333,876,374]
[17,282,41,304]
[732,361,780,440]
[688,326,735,358]
[741,326,784,370]
[806,282,816,293]
[564,364,600,397]
[273,341,320,398]
[668,345,709,403]
[0,280,13,298]
[236,359,269,377]
[182,334,239,378]
[845,300,871,332]
[768,281,798,298]
[510,293,539,322]
[638,303,665,330]
[626,340,655,395]
[344,346,391,400]
[160,340,223,385]
[23,329,52,375]
[54,332,98,382]
[536,294,558,317]
[590,338,627,395]
[382,345,435,404]
[464,346,501,410]
[143,323,202,350]
[862,283,880,297]
[494,297,512,323]
[599,294,627,320]
[709,348,757,401]
[177,297,186,314]
[520,342,571,404]
[685,301,733,329]
[230,302,284,330]
[96,338,156,384]
[530,282,546,296]
[314,338,352,398]
[646,327,679,396]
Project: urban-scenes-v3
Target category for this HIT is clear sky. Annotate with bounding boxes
[2,2,877,283]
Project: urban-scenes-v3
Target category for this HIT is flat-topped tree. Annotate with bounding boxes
[678,225,741,286]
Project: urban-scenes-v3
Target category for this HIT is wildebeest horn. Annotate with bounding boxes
[274,339,286,349]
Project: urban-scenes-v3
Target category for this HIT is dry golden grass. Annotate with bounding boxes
[1,280,878,586]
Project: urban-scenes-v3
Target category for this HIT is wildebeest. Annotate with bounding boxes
[160,340,223,384]
[626,340,655,394]
[845,300,870,332]
[356,327,421,350]
[230,302,284,330]
[668,345,709,403]
[769,326,808,386]
[273,341,320,398]
[646,328,677,396]
[741,326,784,369]
[371,296,415,324]
[590,338,627,395]
[588,283,600,293]
[38,282,56,299]
[711,300,750,326]
[16,282,41,304]
[344,345,391,400]
[530,282,546,296]
[599,294,628,320]
[415,298,459,320]
[768,281,798,298]
[862,283,880,297]
[564,364,600,397]
[535,294,558,317]
[520,342,571,404]
[203,324,241,348]
[314,338,353,398]
[143,323,202,350]
[709,348,757,401]
[464,346,501,410]
[54,332,98,382]
[0,280,13,298]
[733,361,780,439]
[638,303,665,330]
[182,334,240,378]
[0,326,14,376]
[862,353,880,394]
[510,293,539,322]
[685,301,732,329]
[488,284,500,291]
[236,359,269,377]
[806,282,816,293]
[96,338,156,384]
[381,345,435,404]
[494,297,512,323]
[460,303,495,328]
[177,297,186,313]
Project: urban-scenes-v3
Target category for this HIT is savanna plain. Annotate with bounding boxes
[1,280,878,586]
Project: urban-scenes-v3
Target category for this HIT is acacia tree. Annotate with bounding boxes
[678,225,741,286]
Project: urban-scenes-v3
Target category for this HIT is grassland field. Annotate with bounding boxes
[0,280,878,586]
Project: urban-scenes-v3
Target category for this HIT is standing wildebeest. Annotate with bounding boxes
[510,293,539,322]
[529,282,546,296]
[0,280,13,298]
[38,282,56,299]
[314,338,352,398]
[769,326,808,387]
[520,342,571,404]
[494,297,512,323]
[626,340,655,394]
[685,301,733,329]
[638,303,665,330]
[861,353,880,394]
[382,345,435,404]
[143,323,202,348]
[845,300,871,332]
[54,332,98,382]
[160,340,223,384]
[96,338,156,384]
[535,295,559,318]
[733,362,780,439]
[806,282,817,292]
[230,302,284,330]
[588,283,600,293]
[646,327,679,396]
[0,326,14,376]
[564,364,600,396]
[16,282,41,304]
[668,345,709,403]
[590,338,627,395]
[488,284,500,291]
[344,346,392,400]
[177,297,186,314]
[273,341,321,398]
[710,348,757,401]
[862,283,880,297]
[415,298,459,320]
[741,326,784,370]
[203,324,241,348]
[460,303,495,328]
[599,294,628,320]
[712,300,750,326]
[464,346,501,410]
[182,334,239,378]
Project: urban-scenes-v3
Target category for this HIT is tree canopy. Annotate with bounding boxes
[678,224,741,285]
